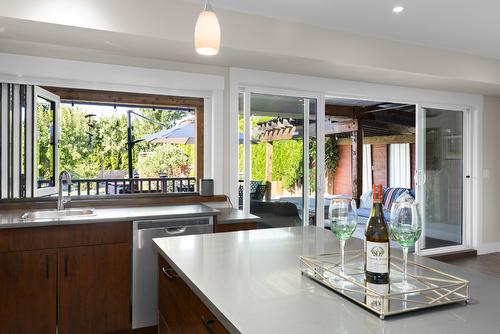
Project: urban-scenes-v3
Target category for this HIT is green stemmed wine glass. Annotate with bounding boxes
[329,198,358,278]
[390,199,422,291]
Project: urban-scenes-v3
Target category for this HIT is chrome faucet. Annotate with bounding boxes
[58,171,72,210]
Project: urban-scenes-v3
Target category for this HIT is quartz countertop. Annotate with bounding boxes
[154,226,500,334]
[0,204,220,229]
[215,208,261,224]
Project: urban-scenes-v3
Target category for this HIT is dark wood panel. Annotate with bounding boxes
[0,195,228,211]
[58,243,131,334]
[41,86,204,109]
[190,292,230,334]
[0,225,59,253]
[158,256,192,334]
[158,313,172,334]
[0,222,131,252]
[0,249,57,334]
[57,221,131,247]
[158,255,230,334]
[110,326,157,334]
[215,222,257,233]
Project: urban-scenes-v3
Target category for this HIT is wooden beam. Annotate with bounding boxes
[363,120,415,134]
[362,104,414,114]
[325,104,356,117]
[351,123,363,205]
[326,120,358,135]
[41,86,204,109]
[336,134,415,145]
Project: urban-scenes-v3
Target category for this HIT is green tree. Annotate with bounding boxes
[36,103,54,181]
[137,144,190,177]
[59,106,100,179]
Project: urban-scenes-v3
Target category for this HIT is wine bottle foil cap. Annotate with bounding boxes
[372,184,383,202]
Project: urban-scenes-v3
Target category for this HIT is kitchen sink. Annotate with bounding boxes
[21,208,96,221]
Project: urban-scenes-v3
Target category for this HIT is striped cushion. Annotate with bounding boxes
[383,188,409,211]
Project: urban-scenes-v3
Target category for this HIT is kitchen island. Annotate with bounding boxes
[154,226,500,333]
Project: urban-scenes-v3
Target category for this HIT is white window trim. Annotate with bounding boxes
[0,53,225,194]
[229,67,483,255]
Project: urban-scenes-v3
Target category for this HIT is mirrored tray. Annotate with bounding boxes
[300,250,470,319]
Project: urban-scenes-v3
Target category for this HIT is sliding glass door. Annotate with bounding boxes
[416,106,470,254]
[240,90,318,227]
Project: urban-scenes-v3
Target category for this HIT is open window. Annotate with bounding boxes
[33,87,60,197]
[0,83,205,199]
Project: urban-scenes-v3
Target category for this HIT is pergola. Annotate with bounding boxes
[325,102,416,204]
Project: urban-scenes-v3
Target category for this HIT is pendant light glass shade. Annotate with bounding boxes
[194,1,221,56]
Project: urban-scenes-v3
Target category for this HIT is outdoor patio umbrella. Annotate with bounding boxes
[143,118,195,144]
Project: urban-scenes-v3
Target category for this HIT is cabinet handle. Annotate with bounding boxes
[45,255,49,279]
[161,267,178,280]
[64,255,68,277]
[201,316,216,334]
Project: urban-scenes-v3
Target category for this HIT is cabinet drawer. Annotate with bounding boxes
[158,256,191,334]
[190,292,230,334]
[0,222,131,252]
[57,221,131,247]
[0,226,59,252]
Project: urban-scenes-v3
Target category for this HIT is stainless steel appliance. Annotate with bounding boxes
[132,216,214,329]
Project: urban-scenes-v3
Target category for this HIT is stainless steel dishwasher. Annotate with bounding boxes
[132,216,214,329]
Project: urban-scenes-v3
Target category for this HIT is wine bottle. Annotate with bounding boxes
[365,184,390,284]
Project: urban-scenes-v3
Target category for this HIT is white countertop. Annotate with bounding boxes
[0,204,220,228]
[154,226,500,334]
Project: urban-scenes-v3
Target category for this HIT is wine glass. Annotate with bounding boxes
[329,198,358,278]
[390,199,422,291]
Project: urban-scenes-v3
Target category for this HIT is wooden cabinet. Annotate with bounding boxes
[0,222,131,334]
[58,243,131,334]
[0,249,57,334]
[158,256,192,334]
[189,292,229,334]
[215,222,257,233]
[158,256,229,334]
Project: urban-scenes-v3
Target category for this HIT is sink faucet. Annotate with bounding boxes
[58,171,72,210]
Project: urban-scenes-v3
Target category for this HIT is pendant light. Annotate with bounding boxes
[194,0,221,56]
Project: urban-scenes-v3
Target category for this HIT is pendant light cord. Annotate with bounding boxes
[204,0,213,12]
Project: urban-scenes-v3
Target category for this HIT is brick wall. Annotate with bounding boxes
[371,144,388,187]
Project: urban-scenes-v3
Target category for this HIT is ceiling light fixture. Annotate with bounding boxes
[194,0,221,56]
[392,6,405,13]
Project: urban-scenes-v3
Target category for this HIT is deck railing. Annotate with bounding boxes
[66,177,196,196]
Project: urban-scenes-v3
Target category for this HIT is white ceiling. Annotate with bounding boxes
[189,0,500,60]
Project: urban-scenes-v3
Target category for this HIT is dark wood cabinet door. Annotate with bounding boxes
[58,243,131,334]
[190,292,230,334]
[158,312,172,334]
[0,249,57,334]
[158,256,191,334]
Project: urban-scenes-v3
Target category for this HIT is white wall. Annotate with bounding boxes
[480,96,500,253]
[1,0,500,95]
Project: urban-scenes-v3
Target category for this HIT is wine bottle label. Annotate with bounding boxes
[366,282,389,312]
[366,241,389,273]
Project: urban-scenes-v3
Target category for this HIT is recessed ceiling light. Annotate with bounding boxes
[392,6,405,13]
